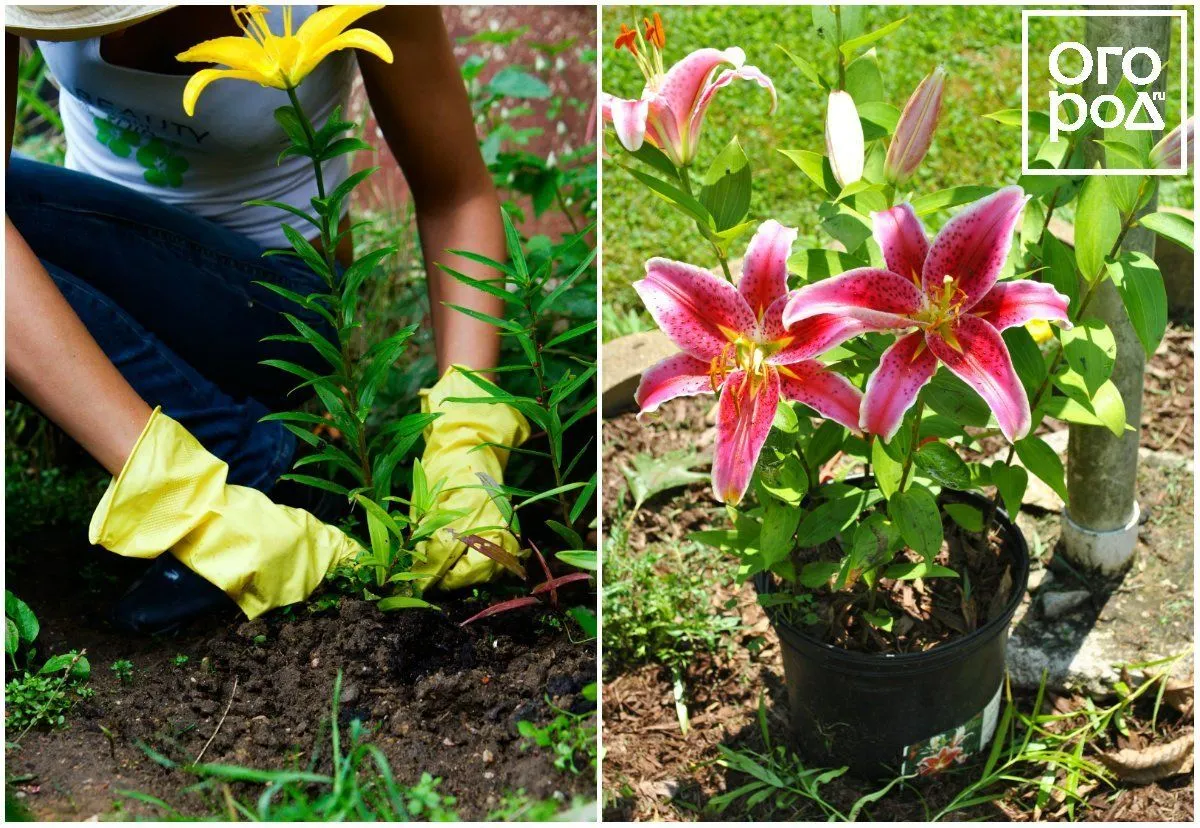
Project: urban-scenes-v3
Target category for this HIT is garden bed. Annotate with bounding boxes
[601,327,1194,821]
[6,530,595,821]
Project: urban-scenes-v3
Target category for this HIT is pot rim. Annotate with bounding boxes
[755,483,1030,671]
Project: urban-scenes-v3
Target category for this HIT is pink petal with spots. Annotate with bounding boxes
[778,361,863,431]
[782,268,923,331]
[926,315,1031,441]
[738,220,796,320]
[712,368,780,505]
[969,280,1072,332]
[872,203,930,283]
[762,295,872,363]
[603,93,650,152]
[922,185,1028,307]
[860,331,938,441]
[634,258,757,360]
[657,48,745,136]
[635,353,715,416]
[689,63,777,149]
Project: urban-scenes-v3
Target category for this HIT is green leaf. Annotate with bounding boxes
[839,16,907,58]
[990,463,1028,516]
[377,596,442,612]
[1041,233,1080,315]
[556,549,597,571]
[888,485,942,563]
[277,474,349,496]
[1137,211,1194,253]
[910,186,998,216]
[926,369,991,427]
[5,618,18,656]
[5,591,38,644]
[856,101,900,141]
[625,142,678,180]
[488,66,551,99]
[621,449,707,512]
[913,442,971,489]
[778,149,838,197]
[760,497,802,566]
[1108,251,1167,357]
[623,166,714,229]
[945,503,984,532]
[777,44,829,90]
[698,137,752,231]
[794,488,867,547]
[799,562,839,589]
[840,513,898,588]
[1073,175,1121,281]
[985,109,1052,133]
[1061,319,1116,396]
[819,203,873,253]
[844,51,884,105]
[871,436,903,498]
[1003,325,1047,398]
[1049,374,1127,437]
[862,608,893,631]
[788,248,867,283]
[1014,436,1068,503]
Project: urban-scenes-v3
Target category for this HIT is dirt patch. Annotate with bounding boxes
[5,532,595,821]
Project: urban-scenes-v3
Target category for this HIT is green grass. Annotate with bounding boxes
[601,5,1191,337]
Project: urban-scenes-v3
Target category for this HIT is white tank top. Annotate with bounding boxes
[39,5,354,249]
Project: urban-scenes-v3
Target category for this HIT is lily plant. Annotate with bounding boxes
[623,6,1191,640]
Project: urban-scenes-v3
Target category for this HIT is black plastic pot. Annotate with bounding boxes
[754,486,1029,780]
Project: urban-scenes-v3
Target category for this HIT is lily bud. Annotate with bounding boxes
[885,66,945,186]
[825,90,864,188]
[1150,116,1193,170]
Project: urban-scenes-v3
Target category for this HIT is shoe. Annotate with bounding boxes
[109,552,235,634]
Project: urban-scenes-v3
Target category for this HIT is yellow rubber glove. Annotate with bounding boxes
[410,366,531,591]
[88,408,361,620]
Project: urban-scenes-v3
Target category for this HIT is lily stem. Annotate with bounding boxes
[897,398,925,491]
[679,163,733,280]
[285,83,374,492]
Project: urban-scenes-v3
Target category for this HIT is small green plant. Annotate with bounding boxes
[4,650,92,736]
[110,659,134,685]
[603,539,742,732]
[171,654,190,668]
[402,773,459,822]
[516,683,597,775]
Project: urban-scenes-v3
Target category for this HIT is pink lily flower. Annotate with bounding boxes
[602,15,776,167]
[782,186,1071,443]
[634,221,866,504]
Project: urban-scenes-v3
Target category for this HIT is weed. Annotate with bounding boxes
[171,654,190,669]
[110,660,134,686]
[603,541,742,676]
[516,683,597,775]
[4,650,92,735]
[486,789,564,822]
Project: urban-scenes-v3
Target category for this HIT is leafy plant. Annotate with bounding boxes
[515,683,598,775]
[4,648,92,736]
[458,539,591,627]
[110,659,134,685]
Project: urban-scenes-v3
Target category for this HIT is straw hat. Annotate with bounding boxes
[6,5,174,41]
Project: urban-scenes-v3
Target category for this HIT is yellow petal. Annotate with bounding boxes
[182,67,276,116]
[295,4,385,48]
[293,28,393,83]
[176,35,269,71]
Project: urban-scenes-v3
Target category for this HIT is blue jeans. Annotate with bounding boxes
[6,156,329,492]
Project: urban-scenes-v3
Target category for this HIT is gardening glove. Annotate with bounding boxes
[410,366,531,591]
[88,407,361,620]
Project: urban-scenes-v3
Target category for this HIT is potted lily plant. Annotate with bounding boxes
[608,7,1187,778]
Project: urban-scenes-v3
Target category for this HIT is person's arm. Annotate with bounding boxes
[356,6,505,375]
[5,38,153,473]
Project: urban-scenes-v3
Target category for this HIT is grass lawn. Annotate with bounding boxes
[601,5,1191,339]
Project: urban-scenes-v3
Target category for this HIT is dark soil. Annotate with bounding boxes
[602,390,1194,821]
[5,530,595,821]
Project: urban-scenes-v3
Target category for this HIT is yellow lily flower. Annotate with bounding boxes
[177,5,393,116]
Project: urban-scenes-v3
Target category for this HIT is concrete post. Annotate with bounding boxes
[1062,13,1170,573]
